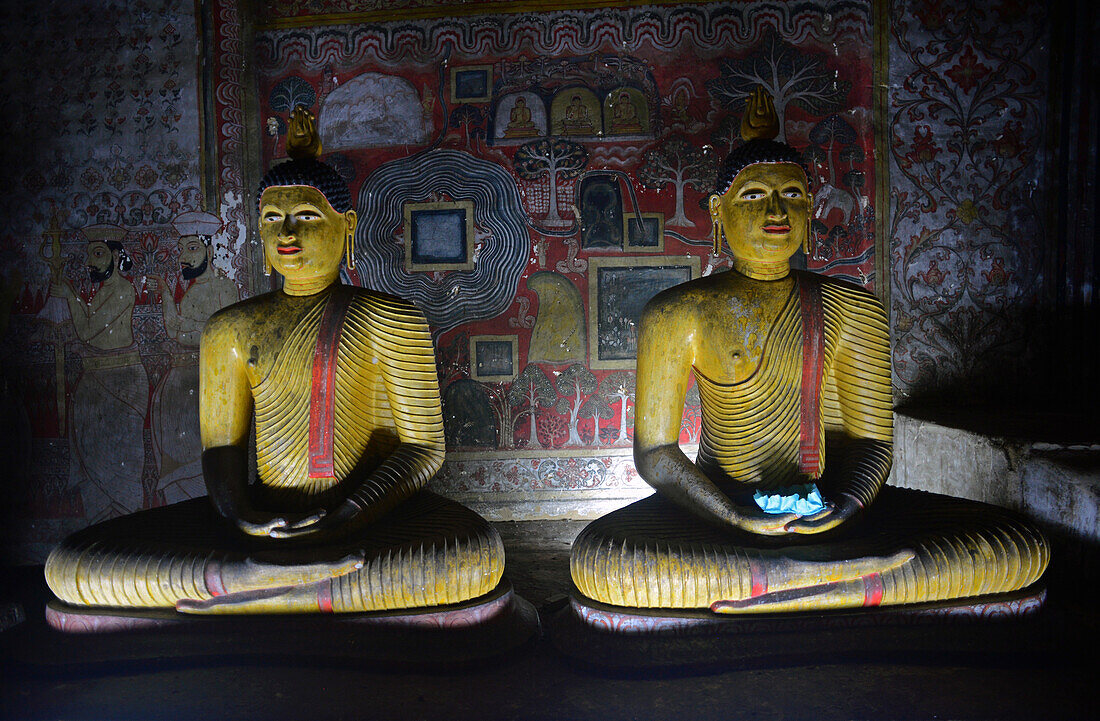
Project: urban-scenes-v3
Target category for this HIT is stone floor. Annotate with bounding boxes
[1,520,1095,721]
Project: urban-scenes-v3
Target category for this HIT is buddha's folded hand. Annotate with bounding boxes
[268,501,360,541]
[782,494,862,534]
[733,506,800,536]
[235,509,327,538]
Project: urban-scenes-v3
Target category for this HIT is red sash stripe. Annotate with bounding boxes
[317,580,334,613]
[862,572,885,607]
[203,558,228,597]
[748,558,768,597]
[798,277,824,477]
[308,288,352,481]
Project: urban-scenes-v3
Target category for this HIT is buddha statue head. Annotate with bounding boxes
[257,106,357,295]
[708,87,813,280]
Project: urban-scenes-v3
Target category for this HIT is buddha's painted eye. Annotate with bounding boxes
[739,189,766,201]
[782,188,804,199]
[296,212,321,221]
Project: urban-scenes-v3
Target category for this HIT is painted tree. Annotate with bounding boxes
[839,142,865,171]
[604,370,636,444]
[578,388,613,445]
[807,116,859,229]
[809,114,858,187]
[711,113,742,156]
[269,76,316,113]
[513,138,588,225]
[843,169,867,212]
[802,144,829,185]
[508,363,555,449]
[706,29,849,143]
[638,134,717,227]
[554,363,598,447]
[449,104,486,150]
[484,381,514,450]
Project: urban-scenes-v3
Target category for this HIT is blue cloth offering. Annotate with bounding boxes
[753,483,826,516]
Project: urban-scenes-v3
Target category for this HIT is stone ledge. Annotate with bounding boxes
[892,409,1100,543]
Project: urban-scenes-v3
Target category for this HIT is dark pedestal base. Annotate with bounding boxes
[21,580,537,670]
[546,584,1049,671]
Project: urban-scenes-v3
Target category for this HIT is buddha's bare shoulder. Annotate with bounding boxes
[201,291,282,336]
[643,272,731,320]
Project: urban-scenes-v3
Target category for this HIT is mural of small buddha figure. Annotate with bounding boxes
[607,91,643,135]
[569,87,1049,614]
[561,94,596,136]
[44,107,506,617]
[503,96,540,138]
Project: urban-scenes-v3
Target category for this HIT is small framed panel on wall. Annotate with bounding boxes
[450,64,493,104]
[623,212,664,252]
[588,255,700,370]
[403,200,477,272]
[469,334,519,382]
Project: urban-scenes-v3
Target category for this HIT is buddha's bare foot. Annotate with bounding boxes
[709,548,914,612]
[177,585,293,614]
[177,583,325,615]
[213,552,364,595]
[711,551,912,613]
[769,548,913,592]
[711,581,842,612]
[710,579,862,613]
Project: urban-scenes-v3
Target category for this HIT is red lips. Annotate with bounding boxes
[277,246,301,255]
[762,225,791,234]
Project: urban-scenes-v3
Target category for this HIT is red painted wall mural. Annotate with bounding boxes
[254,2,879,511]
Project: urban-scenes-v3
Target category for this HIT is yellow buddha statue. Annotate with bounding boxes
[570,88,1048,613]
[45,107,505,616]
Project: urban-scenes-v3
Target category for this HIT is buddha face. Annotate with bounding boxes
[259,185,357,281]
[709,163,811,264]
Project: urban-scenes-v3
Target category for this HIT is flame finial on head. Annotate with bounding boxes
[740,86,780,142]
[286,105,322,161]
[257,104,351,213]
[714,86,807,198]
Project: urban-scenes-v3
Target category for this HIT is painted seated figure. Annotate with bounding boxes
[503,97,539,139]
[45,108,505,615]
[607,91,642,135]
[570,88,1048,613]
[561,95,595,136]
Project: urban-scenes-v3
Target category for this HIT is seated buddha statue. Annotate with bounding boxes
[570,88,1048,613]
[45,107,505,616]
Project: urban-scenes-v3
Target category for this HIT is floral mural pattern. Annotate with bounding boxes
[888,0,1049,402]
[1,0,248,561]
